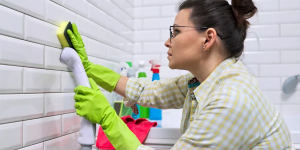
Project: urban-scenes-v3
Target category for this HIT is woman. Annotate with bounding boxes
[69,0,292,149]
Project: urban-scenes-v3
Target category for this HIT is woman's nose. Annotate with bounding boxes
[165,38,171,48]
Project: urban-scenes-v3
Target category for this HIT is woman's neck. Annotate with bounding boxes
[189,55,226,83]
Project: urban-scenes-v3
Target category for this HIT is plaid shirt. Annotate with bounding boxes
[124,58,292,150]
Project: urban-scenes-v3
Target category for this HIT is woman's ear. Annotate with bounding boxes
[203,28,217,51]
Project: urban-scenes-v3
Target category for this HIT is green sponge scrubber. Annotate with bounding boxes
[57,21,74,48]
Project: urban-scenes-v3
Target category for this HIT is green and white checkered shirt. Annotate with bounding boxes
[124,58,292,149]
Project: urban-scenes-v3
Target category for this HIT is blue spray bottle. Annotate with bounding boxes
[149,60,162,125]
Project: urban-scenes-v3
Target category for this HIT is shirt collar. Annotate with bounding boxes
[193,58,237,101]
[188,77,200,88]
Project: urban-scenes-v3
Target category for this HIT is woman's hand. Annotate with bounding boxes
[67,23,90,69]
[74,78,141,150]
[74,78,110,124]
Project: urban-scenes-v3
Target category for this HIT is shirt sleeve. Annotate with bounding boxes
[123,73,194,109]
[172,86,255,149]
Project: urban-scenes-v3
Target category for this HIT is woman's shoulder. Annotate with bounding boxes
[209,61,262,99]
[219,60,258,86]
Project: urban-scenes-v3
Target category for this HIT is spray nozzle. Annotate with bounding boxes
[149,60,161,73]
[121,67,127,72]
[116,62,129,76]
[138,61,145,68]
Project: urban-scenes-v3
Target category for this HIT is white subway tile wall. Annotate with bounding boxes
[45,1,77,26]
[0,0,133,149]
[61,113,81,135]
[0,5,24,39]
[75,132,81,150]
[132,0,300,144]
[0,65,23,93]
[0,0,46,20]
[0,94,44,124]
[0,35,44,68]
[44,46,69,71]
[44,93,75,116]
[24,15,62,48]
[64,0,88,17]
[280,0,300,10]
[23,116,61,146]
[18,143,44,150]
[0,0,300,149]
[43,133,76,150]
[61,72,76,92]
[0,122,23,150]
[23,68,61,93]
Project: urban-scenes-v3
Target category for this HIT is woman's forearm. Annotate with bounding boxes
[114,76,129,97]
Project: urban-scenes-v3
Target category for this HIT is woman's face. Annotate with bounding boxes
[165,9,207,70]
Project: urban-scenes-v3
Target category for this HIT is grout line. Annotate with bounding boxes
[23,14,25,40]
[2,1,135,46]
[0,33,124,64]
[43,93,46,117]
[125,0,134,7]
[60,115,62,136]
[43,46,46,69]
[109,0,134,20]
[22,121,25,147]
[0,4,46,23]
[56,0,134,30]
[22,67,25,94]
[44,0,47,21]
[60,71,63,93]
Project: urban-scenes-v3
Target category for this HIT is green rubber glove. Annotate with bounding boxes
[85,64,121,92]
[67,23,90,69]
[74,78,141,150]
[67,23,120,92]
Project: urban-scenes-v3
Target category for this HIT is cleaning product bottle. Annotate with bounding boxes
[149,60,162,127]
[125,62,141,119]
[137,61,147,78]
[135,61,149,119]
[120,65,127,76]
[113,62,132,117]
[126,62,136,78]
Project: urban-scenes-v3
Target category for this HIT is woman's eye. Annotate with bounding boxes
[174,29,180,34]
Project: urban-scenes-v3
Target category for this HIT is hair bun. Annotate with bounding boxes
[231,0,257,28]
[232,0,257,19]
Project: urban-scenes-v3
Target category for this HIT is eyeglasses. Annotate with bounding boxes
[169,26,223,43]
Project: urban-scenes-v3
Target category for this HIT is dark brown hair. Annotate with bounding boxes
[178,0,257,58]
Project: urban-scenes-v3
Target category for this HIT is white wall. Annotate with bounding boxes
[0,0,300,149]
[0,0,133,149]
[132,0,300,144]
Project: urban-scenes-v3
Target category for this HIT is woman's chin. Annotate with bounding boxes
[169,61,186,70]
[168,62,177,69]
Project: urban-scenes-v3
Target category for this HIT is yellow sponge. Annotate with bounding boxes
[57,21,74,48]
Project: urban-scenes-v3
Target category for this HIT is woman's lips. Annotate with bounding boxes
[167,52,172,56]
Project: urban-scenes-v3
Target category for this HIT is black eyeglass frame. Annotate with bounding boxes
[169,26,223,43]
